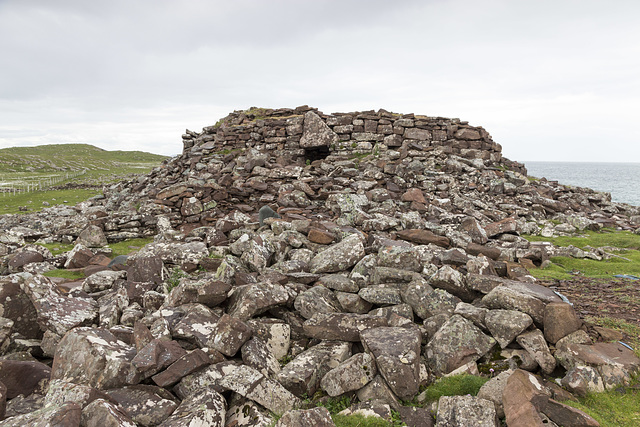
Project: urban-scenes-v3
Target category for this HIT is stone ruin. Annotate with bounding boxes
[0,106,640,426]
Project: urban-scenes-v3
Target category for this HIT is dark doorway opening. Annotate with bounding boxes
[304,146,330,163]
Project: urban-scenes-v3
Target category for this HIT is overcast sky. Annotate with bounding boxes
[1,0,639,163]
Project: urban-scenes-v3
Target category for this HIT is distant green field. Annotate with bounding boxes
[0,143,167,214]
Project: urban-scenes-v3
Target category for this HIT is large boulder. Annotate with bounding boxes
[360,327,421,399]
[425,315,496,376]
[51,327,140,389]
[309,234,365,274]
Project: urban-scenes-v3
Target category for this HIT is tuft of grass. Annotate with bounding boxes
[106,238,153,258]
[332,413,404,427]
[37,242,75,256]
[419,375,489,404]
[562,379,640,427]
[166,267,188,291]
[43,269,84,280]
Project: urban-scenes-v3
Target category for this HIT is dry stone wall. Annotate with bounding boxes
[182,106,511,170]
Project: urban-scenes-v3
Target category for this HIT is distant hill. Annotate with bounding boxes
[0,143,168,173]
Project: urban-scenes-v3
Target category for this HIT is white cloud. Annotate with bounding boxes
[1,0,639,161]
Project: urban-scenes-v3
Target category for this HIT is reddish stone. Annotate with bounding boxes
[397,229,450,248]
[308,228,335,245]
[544,303,582,344]
[401,188,427,204]
[152,349,212,388]
[484,217,517,238]
[0,360,51,399]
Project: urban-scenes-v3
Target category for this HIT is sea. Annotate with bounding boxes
[524,162,640,207]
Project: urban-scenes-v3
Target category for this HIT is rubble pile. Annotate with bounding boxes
[1,107,639,426]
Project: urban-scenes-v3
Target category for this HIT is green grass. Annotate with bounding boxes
[562,379,640,427]
[418,375,489,404]
[106,238,153,258]
[0,188,102,215]
[525,229,640,250]
[523,230,640,280]
[42,269,85,280]
[0,143,166,174]
[332,414,404,427]
[37,242,75,256]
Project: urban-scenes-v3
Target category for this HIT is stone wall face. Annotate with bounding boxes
[181,106,506,168]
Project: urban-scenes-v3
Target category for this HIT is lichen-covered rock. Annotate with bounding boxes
[303,312,388,342]
[158,389,226,426]
[227,282,289,320]
[105,385,179,427]
[309,234,365,274]
[51,327,140,389]
[320,352,377,396]
[82,270,126,293]
[294,285,343,319]
[299,111,338,148]
[276,407,335,427]
[208,313,253,356]
[218,364,301,415]
[429,265,476,302]
[241,336,281,379]
[425,315,496,376]
[485,309,533,349]
[19,273,97,336]
[0,401,82,427]
[0,275,40,339]
[360,326,421,399]
[76,225,108,248]
[436,395,498,427]
[516,329,556,375]
[277,341,351,397]
[482,286,545,325]
[225,397,273,427]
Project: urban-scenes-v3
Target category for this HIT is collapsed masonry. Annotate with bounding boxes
[0,107,639,425]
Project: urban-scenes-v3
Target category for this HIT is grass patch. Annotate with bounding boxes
[419,375,489,404]
[332,413,404,427]
[524,229,640,250]
[530,252,640,280]
[0,189,102,215]
[562,379,640,427]
[524,230,640,280]
[37,242,75,256]
[106,238,153,258]
[43,269,84,280]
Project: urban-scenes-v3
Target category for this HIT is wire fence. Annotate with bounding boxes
[0,169,87,197]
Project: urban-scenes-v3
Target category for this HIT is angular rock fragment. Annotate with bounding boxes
[485,309,533,349]
[361,326,421,399]
[227,282,289,320]
[51,327,139,389]
[320,352,377,396]
[219,364,301,415]
[277,341,351,397]
[516,329,556,375]
[425,315,496,376]
[309,234,365,274]
[303,312,388,342]
[276,407,335,427]
[105,385,179,427]
[436,395,498,427]
[158,389,226,427]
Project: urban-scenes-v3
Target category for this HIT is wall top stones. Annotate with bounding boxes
[181,106,505,169]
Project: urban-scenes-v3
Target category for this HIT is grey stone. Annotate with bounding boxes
[360,327,421,399]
